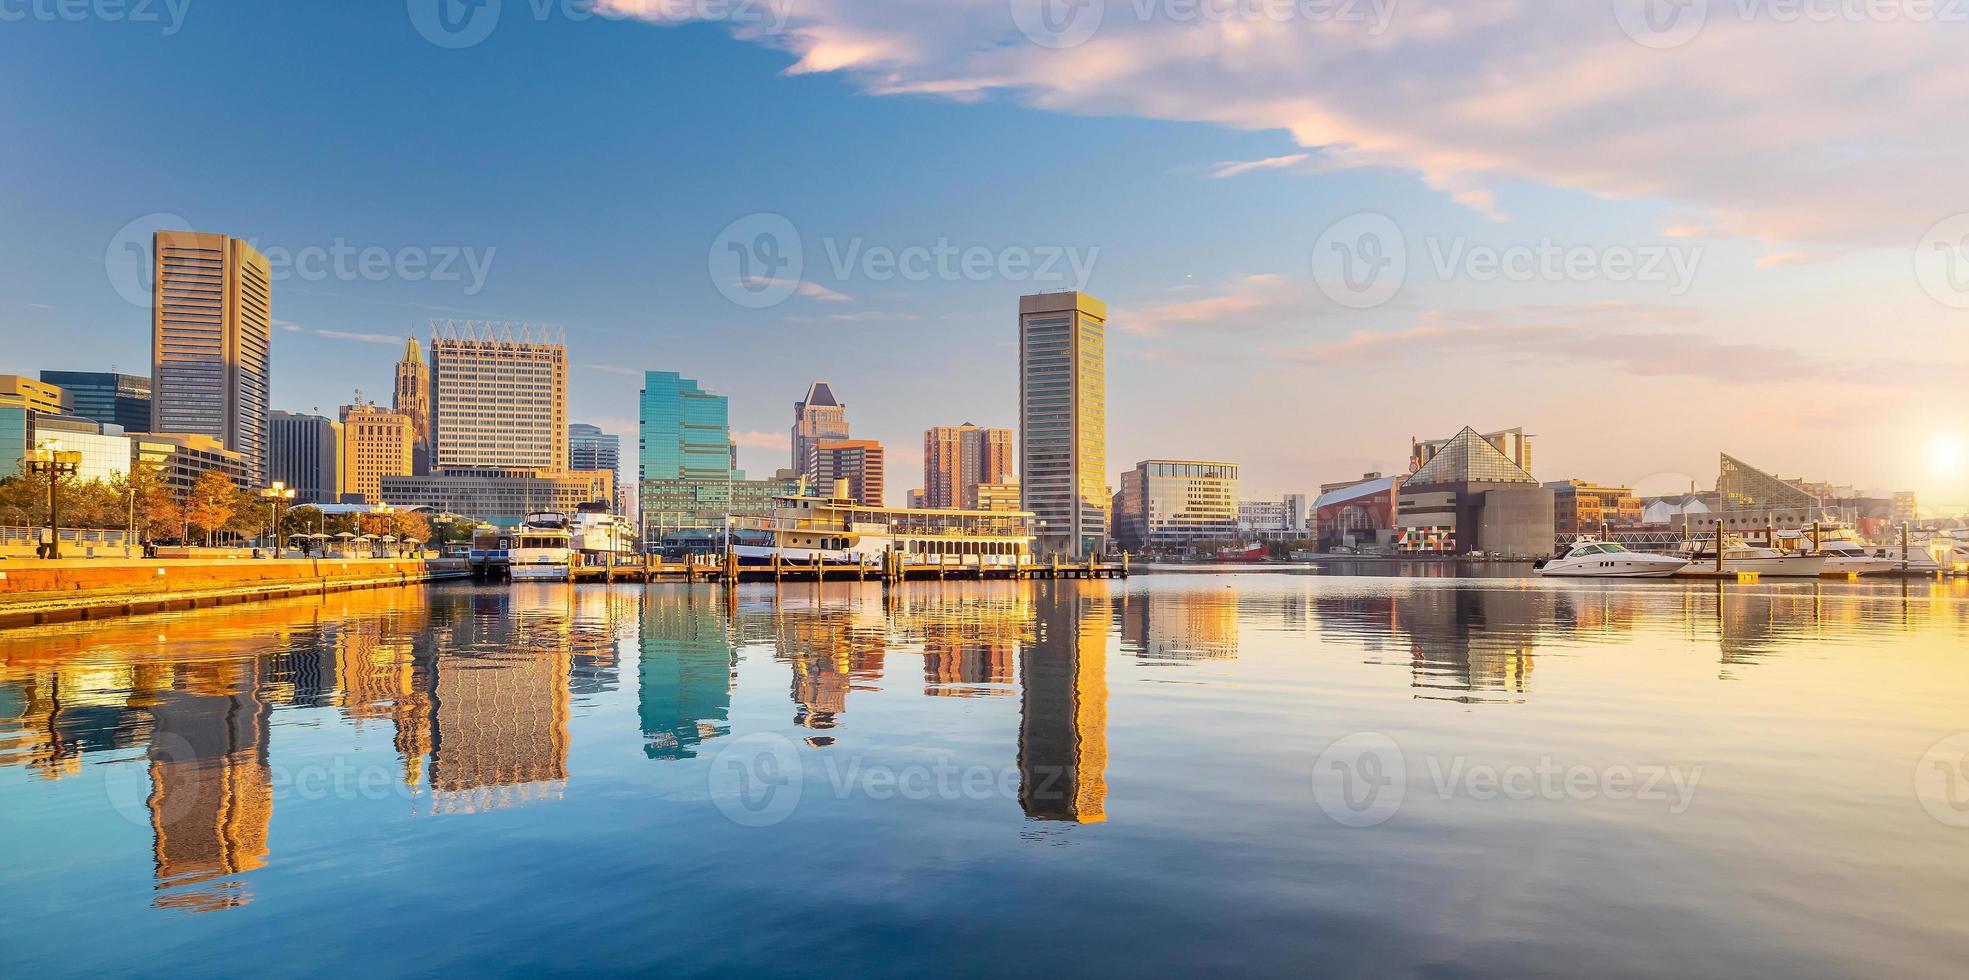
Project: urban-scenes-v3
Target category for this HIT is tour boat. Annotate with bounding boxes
[507,512,575,581]
[730,482,1033,570]
[1535,540,1689,578]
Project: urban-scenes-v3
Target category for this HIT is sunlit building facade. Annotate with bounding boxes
[340,403,414,505]
[151,230,271,483]
[131,432,251,492]
[1547,480,1643,537]
[811,439,886,507]
[393,337,432,474]
[923,423,1014,509]
[1019,291,1107,558]
[1112,460,1239,553]
[0,375,68,414]
[429,328,567,473]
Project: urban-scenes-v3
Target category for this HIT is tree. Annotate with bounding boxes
[391,510,431,549]
[184,470,239,546]
[121,464,182,543]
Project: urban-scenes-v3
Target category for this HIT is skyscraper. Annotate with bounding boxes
[393,337,432,475]
[568,422,620,479]
[1018,291,1107,558]
[922,422,1014,509]
[151,230,271,483]
[791,381,848,479]
[428,326,567,473]
[268,410,344,504]
[569,422,622,512]
[640,371,747,546]
[39,370,150,432]
[640,371,735,485]
[811,439,886,507]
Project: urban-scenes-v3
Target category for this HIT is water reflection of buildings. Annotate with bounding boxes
[773,594,889,730]
[886,584,1033,697]
[427,589,572,815]
[1394,587,1545,701]
[1118,586,1239,663]
[146,665,273,913]
[1019,584,1110,823]
[638,589,736,760]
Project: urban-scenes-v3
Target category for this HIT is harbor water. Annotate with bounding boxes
[3,573,1968,977]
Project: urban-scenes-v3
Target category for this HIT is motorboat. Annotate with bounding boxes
[1535,540,1689,578]
[1677,543,1827,577]
[508,512,574,581]
[1810,540,1899,576]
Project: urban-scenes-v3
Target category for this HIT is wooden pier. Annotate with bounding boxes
[516,551,1130,585]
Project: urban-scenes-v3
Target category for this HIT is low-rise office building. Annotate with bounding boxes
[381,468,613,526]
[1113,460,1239,553]
[131,433,252,493]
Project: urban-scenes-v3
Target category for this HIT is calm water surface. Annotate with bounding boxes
[4,574,1969,977]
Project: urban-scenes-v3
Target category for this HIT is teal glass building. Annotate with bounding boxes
[638,371,736,485]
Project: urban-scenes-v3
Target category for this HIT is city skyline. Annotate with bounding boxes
[2,8,1966,509]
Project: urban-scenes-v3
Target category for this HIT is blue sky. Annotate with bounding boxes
[2,1,1965,507]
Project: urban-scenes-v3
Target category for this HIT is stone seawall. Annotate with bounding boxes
[0,557,473,629]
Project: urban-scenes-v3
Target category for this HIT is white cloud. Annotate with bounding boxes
[314,329,401,345]
[797,281,852,301]
[579,363,644,377]
[596,1,1967,248]
[1211,153,1311,178]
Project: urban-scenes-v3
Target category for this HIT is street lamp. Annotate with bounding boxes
[260,482,296,555]
[25,440,82,560]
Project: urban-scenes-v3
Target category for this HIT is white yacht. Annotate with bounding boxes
[1536,540,1689,578]
[1811,540,1899,576]
[1677,542,1827,577]
[571,509,638,567]
[508,512,574,581]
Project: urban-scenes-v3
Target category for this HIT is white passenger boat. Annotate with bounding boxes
[508,512,574,581]
[1535,540,1689,578]
[571,508,638,567]
[731,480,1034,570]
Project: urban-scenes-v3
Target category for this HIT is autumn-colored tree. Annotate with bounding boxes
[184,470,239,546]
[120,464,183,543]
[391,510,431,550]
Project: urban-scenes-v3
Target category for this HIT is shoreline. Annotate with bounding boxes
[0,557,472,630]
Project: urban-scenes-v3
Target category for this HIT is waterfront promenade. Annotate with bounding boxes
[0,556,470,629]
